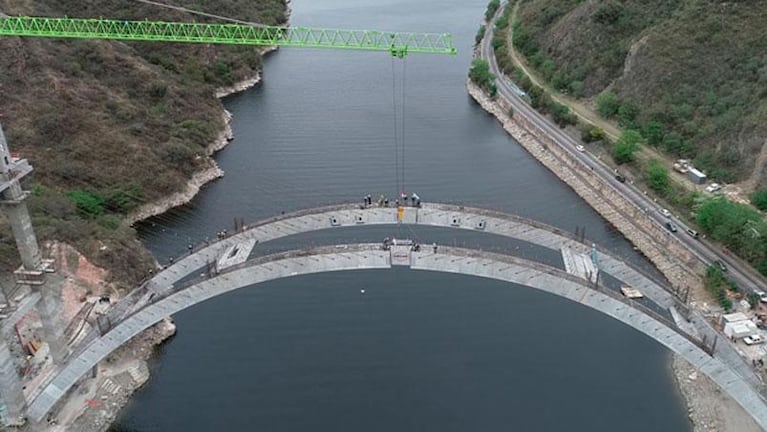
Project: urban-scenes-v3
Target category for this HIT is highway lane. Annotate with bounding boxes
[479,6,767,298]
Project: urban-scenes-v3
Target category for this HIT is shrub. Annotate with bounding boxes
[612,130,643,164]
[469,59,496,94]
[596,91,620,118]
[485,0,501,20]
[66,190,106,218]
[644,160,670,193]
[750,188,767,211]
[581,127,605,143]
[550,102,577,127]
[475,25,486,44]
[704,265,734,311]
[642,121,664,146]
[617,100,640,127]
[106,187,143,213]
[148,82,168,99]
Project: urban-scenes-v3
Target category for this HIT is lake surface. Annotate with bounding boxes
[113,0,692,430]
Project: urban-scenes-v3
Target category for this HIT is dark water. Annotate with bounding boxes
[112,0,692,430]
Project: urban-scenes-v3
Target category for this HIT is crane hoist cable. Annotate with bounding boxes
[391,55,408,204]
[391,56,400,198]
[401,56,407,198]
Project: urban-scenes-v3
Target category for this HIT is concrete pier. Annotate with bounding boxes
[0,123,67,365]
[0,335,26,426]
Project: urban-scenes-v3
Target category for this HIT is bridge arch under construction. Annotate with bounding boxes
[27,240,767,428]
[13,203,765,428]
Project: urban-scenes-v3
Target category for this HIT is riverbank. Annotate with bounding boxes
[672,355,761,432]
[124,47,278,227]
[465,81,754,432]
[16,49,281,432]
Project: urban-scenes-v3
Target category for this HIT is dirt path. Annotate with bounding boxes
[504,2,713,202]
[506,2,622,141]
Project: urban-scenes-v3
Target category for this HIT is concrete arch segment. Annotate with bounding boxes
[122,203,756,392]
[145,203,676,310]
[27,245,767,429]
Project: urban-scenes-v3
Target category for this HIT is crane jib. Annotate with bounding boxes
[0,16,457,56]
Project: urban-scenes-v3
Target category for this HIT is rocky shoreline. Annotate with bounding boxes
[23,51,281,432]
[672,355,761,432]
[124,47,278,227]
[465,81,757,432]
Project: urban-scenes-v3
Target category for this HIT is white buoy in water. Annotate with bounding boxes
[360,289,365,294]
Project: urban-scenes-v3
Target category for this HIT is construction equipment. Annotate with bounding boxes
[0,16,457,57]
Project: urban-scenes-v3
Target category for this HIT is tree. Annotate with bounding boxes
[485,0,501,20]
[569,80,584,97]
[644,159,670,192]
[617,101,639,127]
[469,59,495,93]
[662,131,685,155]
[596,91,620,118]
[642,121,663,146]
[750,188,767,211]
[474,25,485,45]
[612,130,642,164]
[550,102,577,127]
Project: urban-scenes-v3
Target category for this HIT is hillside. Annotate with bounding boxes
[0,0,286,288]
[512,0,767,184]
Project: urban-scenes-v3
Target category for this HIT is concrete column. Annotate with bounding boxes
[0,335,26,426]
[35,284,68,364]
[2,198,42,271]
[0,123,65,364]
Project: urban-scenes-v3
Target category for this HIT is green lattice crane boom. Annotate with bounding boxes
[0,16,457,57]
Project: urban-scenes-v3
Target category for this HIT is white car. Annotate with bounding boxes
[659,208,671,218]
[744,335,765,345]
[755,289,767,303]
[575,145,585,152]
[705,183,722,193]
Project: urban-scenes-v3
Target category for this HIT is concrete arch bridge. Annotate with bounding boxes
[21,203,767,428]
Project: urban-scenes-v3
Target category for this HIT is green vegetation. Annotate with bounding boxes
[0,0,287,288]
[612,130,642,164]
[644,160,670,193]
[704,265,734,311]
[581,126,605,143]
[494,5,575,128]
[469,59,497,97]
[596,91,620,118]
[475,25,486,45]
[511,0,767,185]
[750,188,767,211]
[485,0,501,21]
[66,190,106,218]
[696,197,767,275]
[491,4,514,76]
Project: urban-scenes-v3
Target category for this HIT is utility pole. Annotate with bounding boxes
[0,123,66,364]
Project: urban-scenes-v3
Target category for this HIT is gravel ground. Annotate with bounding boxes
[673,354,762,432]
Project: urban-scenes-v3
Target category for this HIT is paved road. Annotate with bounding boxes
[480,6,767,298]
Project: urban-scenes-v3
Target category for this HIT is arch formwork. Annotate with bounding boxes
[27,243,767,429]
